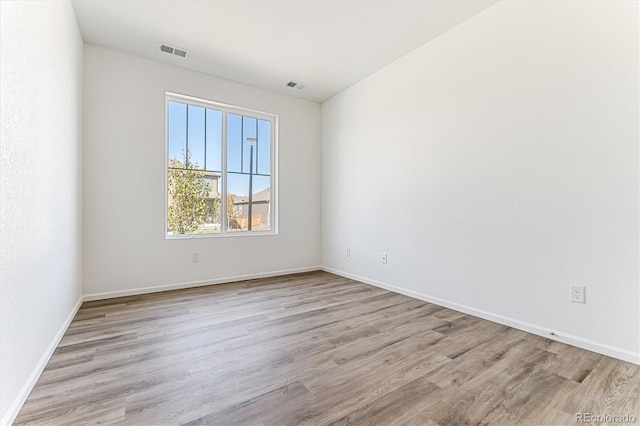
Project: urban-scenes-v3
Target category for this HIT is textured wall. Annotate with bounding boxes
[0,1,84,422]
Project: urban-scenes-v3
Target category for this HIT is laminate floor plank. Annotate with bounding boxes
[327,375,442,426]
[14,271,639,425]
[182,382,317,426]
[560,357,640,417]
[123,352,338,425]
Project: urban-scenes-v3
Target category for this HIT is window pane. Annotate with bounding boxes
[227,173,249,232]
[187,105,205,169]
[251,175,271,231]
[167,169,210,235]
[205,109,222,172]
[168,101,186,166]
[203,175,221,234]
[257,119,271,175]
[227,113,242,173]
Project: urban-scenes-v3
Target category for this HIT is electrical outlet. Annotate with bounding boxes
[381,252,387,264]
[571,285,585,303]
[346,248,351,258]
[192,252,200,263]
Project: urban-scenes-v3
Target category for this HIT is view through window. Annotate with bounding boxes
[166,93,276,237]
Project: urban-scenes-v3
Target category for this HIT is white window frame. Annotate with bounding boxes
[165,92,278,239]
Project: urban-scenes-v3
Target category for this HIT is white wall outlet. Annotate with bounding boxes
[346,248,351,258]
[381,252,387,264]
[192,252,200,263]
[571,285,585,303]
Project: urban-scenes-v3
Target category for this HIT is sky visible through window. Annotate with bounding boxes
[168,101,271,197]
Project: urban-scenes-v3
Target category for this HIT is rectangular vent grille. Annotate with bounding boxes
[285,80,307,90]
[174,49,188,58]
[159,42,188,58]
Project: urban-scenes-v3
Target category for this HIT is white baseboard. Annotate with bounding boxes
[321,266,640,365]
[82,266,322,301]
[1,296,83,426]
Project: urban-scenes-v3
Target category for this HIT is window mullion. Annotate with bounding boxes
[241,116,244,174]
[204,109,207,171]
[221,109,228,235]
[185,105,189,168]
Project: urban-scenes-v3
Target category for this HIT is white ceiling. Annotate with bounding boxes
[72,0,498,103]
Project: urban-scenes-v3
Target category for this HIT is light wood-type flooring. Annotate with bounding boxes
[15,271,639,425]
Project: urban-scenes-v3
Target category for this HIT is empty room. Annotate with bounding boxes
[1,0,638,425]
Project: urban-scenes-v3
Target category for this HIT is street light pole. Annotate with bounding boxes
[247,137,256,231]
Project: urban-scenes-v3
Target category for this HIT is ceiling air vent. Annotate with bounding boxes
[160,44,174,54]
[159,42,188,58]
[174,48,188,58]
[285,80,307,90]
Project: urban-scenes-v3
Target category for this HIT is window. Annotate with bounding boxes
[166,93,277,237]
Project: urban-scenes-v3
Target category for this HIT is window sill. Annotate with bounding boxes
[165,230,278,240]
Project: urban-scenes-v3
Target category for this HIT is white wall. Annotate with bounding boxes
[322,0,639,362]
[0,1,84,423]
[83,45,321,297]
